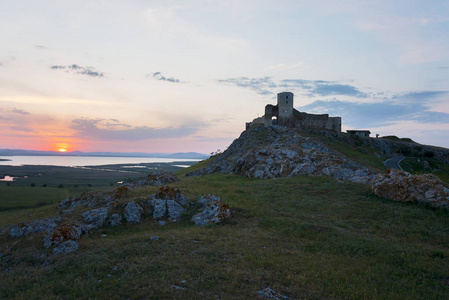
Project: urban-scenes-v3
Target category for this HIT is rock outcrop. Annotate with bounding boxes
[82,207,109,230]
[371,169,449,209]
[124,202,144,224]
[188,125,374,183]
[43,221,88,254]
[148,186,189,220]
[10,217,61,238]
[192,194,231,226]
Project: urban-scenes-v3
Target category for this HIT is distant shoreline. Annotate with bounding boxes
[0,159,11,162]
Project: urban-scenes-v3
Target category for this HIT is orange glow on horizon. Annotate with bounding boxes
[54,142,70,153]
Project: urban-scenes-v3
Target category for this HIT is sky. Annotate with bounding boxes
[1,0,449,153]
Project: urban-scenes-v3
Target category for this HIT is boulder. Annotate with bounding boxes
[10,217,61,238]
[124,202,144,224]
[371,169,449,208]
[82,207,109,230]
[107,213,122,226]
[44,221,87,249]
[148,186,188,220]
[192,195,231,226]
[53,240,79,255]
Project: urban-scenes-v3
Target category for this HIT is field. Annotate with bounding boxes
[1,164,449,299]
[0,162,195,212]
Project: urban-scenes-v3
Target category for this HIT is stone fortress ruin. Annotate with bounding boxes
[246,92,342,132]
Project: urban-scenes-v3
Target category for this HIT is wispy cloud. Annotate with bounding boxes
[218,76,367,97]
[11,107,29,115]
[50,64,104,78]
[217,77,275,95]
[35,45,47,49]
[9,126,36,133]
[70,118,202,141]
[146,72,181,83]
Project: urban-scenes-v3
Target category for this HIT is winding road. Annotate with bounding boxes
[383,156,405,170]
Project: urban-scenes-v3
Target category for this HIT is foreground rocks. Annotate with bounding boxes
[187,125,374,183]
[148,186,189,221]
[3,172,232,255]
[371,169,449,209]
[192,195,231,226]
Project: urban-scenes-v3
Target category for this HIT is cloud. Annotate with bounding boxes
[217,77,366,97]
[299,95,449,128]
[35,45,47,49]
[50,64,104,78]
[11,107,29,115]
[70,118,201,140]
[146,72,181,83]
[217,77,275,95]
[395,91,448,101]
[9,126,36,133]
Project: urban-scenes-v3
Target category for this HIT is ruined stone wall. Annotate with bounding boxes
[326,117,341,132]
[293,110,341,132]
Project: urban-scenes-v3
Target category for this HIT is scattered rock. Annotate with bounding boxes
[107,213,122,226]
[256,287,288,299]
[58,191,106,210]
[141,172,179,186]
[148,186,188,220]
[82,207,109,230]
[158,220,166,226]
[198,194,221,206]
[149,235,159,241]
[10,217,61,238]
[43,221,87,249]
[171,285,186,291]
[154,185,189,206]
[192,195,231,226]
[53,240,79,255]
[124,202,144,224]
[371,169,449,208]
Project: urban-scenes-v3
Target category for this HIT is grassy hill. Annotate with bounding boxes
[1,130,449,298]
[1,170,449,298]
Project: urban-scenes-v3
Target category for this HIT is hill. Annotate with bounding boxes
[1,126,449,298]
[187,124,449,183]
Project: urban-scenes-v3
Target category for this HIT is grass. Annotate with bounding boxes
[0,186,70,211]
[401,157,449,184]
[1,173,449,299]
[307,131,387,172]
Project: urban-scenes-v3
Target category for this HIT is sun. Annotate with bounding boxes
[54,142,70,153]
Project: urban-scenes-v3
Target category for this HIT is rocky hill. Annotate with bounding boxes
[188,124,449,180]
[187,124,449,209]
[188,125,375,182]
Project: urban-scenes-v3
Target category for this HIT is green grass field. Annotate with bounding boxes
[1,172,449,299]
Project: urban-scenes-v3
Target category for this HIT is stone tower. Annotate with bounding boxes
[277,92,294,125]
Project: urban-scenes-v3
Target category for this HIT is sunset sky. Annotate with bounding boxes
[1,0,449,153]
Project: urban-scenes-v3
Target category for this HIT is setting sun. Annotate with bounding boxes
[55,142,70,153]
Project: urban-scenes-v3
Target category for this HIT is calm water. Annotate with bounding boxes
[0,156,202,167]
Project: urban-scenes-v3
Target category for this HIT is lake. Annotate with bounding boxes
[0,156,202,167]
